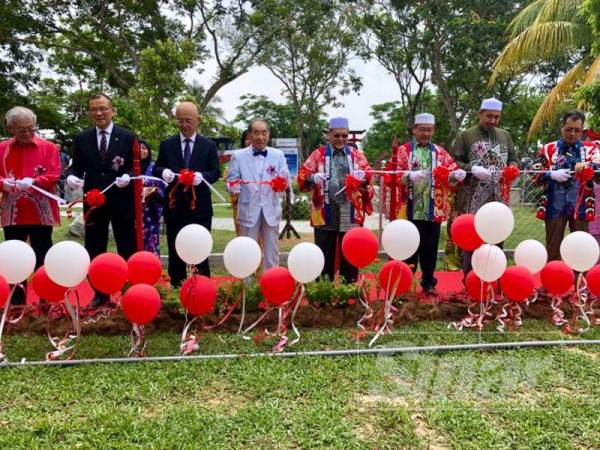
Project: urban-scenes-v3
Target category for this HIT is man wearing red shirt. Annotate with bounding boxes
[0,106,61,304]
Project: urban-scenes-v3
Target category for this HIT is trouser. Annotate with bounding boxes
[405,220,440,290]
[165,215,211,287]
[545,216,587,261]
[314,228,358,284]
[84,197,136,260]
[239,211,279,271]
[3,225,53,304]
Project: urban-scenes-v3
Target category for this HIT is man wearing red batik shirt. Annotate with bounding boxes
[0,106,61,304]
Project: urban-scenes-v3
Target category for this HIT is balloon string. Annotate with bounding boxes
[241,308,272,339]
[0,285,17,364]
[238,282,246,334]
[496,302,509,333]
[356,275,374,333]
[128,324,146,357]
[46,289,81,361]
[288,284,305,346]
[550,296,567,327]
[566,273,591,334]
[368,268,400,347]
[180,313,200,355]
[201,282,243,331]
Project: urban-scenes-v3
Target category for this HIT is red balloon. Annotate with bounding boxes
[451,214,484,251]
[88,253,128,294]
[540,261,574,295]
[122,284,161,325]
[500,266,535,302]
[180,275,217,316]
[341,227,378,268]
[465,271,497,302]
[128,251,163,286]
[32,266,68,303]
[378,260,412,297]
[586,265,600,297]
[259,267,295,307]
[0,274,9,308]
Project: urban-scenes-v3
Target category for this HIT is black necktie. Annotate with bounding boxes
[253,149,267,157]
[183,139,192,167]
[99,130,107,160]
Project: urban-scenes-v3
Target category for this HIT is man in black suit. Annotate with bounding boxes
[153,101,220,286]
[67,93,137,306]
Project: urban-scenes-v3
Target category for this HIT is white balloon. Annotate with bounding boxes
[474,202,514,244]
[44,241,90,287]
[471,244,507,282]
[514,239,548,273]
[287,242,325,283]
[382,220,420,260]
[223,237,262,278]
[175,224,213,265]
[560,231,599,272]
[0,240,36,284]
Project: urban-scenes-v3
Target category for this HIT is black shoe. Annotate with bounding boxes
[10,287,26,306]
[89,293,109,309]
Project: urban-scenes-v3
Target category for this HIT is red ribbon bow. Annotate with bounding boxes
[270,176,288,192]
[576,165,594,184]
[432,166,450,188]
[169,169,197,210]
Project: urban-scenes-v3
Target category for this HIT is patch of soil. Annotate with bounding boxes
[4,294,587,336]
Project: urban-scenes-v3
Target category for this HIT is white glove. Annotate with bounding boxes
[193,171,203,186]
[162,169,175,183]
[115,174,131,188]
[471,165,492,181]
[353,169,365,181]
[313,172,327,186]
[2,179,15,192]
[15,177,34,190]
[67,175,84,189]
[409,170,427,183]
[228,183,241,194]
[550,169,572,183]
[452,169,466,181]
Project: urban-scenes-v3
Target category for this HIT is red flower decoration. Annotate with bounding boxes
[432,166,450,187]
[502,165,520,182]
[344,174,362,193]
[536,207,546,220]
[270,176,287,192]
[84,189,106,208]
[576,165,594,184]
[179,169,195,187]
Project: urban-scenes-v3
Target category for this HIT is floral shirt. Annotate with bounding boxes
[0,136,61,226]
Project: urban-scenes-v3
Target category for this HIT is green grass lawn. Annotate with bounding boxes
[2,321,600,448]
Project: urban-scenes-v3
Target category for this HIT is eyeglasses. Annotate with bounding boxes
[332,134,348,139]
[176,118,196,124]
[89,106,112,113]
[15,127,37,134]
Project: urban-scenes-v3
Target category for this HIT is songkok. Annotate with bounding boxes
[329,117,349,129]
[414,113,435,125]
[480,97,503,111]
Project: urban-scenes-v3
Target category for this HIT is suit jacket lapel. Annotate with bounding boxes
[189,137,203,169]
[174,136,184,169]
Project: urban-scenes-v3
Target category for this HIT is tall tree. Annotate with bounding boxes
[358,0,429,134]
[490,0,600,138]
[258,0,362,158]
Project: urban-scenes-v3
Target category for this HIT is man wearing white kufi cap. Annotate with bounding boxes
[298,117,373,283]
[451,97,518,277]
[394,112,465,295]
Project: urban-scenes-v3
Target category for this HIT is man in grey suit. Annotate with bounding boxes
[226,119,290,270]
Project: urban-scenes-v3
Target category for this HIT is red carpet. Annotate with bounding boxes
[24,271,544,305]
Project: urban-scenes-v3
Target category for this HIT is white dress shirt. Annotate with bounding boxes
[96,122,114,149]
[179,132,197,160]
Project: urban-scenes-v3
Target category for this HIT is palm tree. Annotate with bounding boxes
[490,0,600,139]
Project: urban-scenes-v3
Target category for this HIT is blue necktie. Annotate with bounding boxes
[253,149,267,157]
[183,139,192,167]
[99,130,108,160]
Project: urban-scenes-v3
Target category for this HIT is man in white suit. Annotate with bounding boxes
[227,119,290,270]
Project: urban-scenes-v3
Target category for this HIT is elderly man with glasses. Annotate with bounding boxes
[298,117,373,283]
[0,106,61,304]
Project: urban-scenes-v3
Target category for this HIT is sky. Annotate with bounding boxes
[186,58,400,134]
